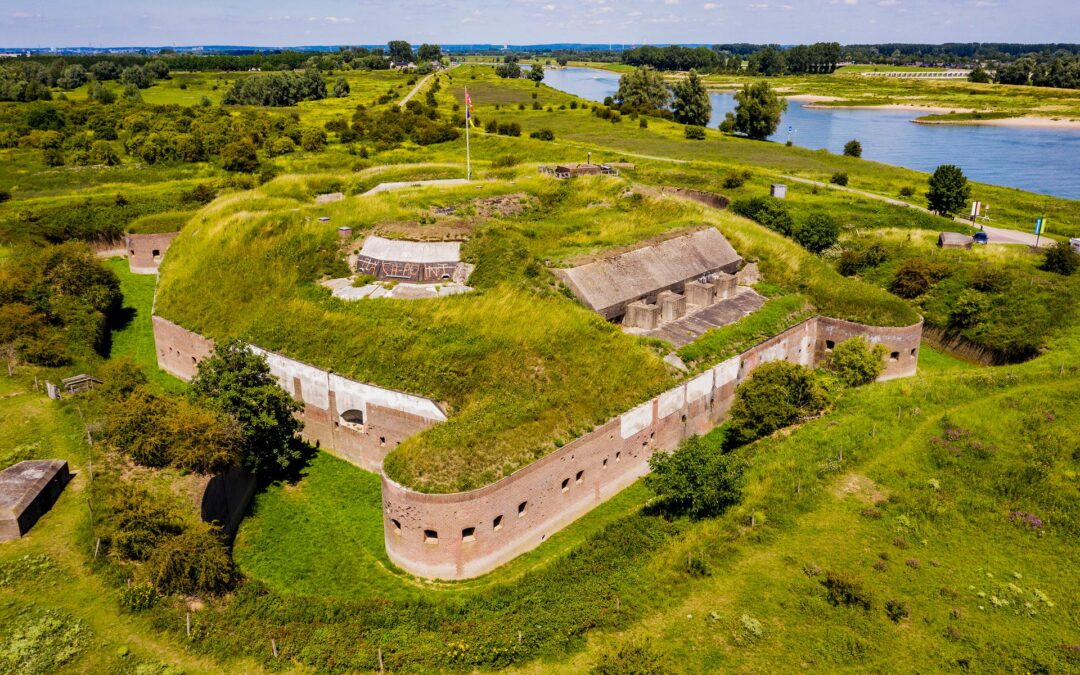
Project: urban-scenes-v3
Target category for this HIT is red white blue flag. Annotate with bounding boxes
[464,87,473,121]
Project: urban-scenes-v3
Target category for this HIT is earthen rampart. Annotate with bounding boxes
[381,317,922,580]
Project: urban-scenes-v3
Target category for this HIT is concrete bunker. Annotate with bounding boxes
[539,163,620,179]
[355,235,470,284]
[0,460,71,542]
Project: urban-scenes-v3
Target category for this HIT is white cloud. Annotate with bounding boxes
[703,2,718,8]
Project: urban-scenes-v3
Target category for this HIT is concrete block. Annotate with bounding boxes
[713,272,738,300]
[657,291,687,322]
[624,301,660,330]
[685,281,715,307]
[736,262,760,287]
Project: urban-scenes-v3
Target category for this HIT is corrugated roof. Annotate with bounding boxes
[554,229,741,316]
[359,235,461,264]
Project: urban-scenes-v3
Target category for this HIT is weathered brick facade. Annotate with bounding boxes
[126,232,180,274]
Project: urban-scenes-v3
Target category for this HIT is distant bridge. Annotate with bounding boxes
[861,70,973,79]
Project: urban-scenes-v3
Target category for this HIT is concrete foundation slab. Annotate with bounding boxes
[0,460,70,542]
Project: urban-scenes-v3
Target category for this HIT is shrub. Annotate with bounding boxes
[646,435,744,518]
[491,154,520,168]
[948,289,989,329]
[0,188,10,203]
[220,140,259,173]
[96,479,185,562]
[496,121,521,137]
[590,640,670,675]
[731,196,794,236]
[722,170,751,189]
[899,186,915,197]
[684,125,706,140]
[639,117,648,128]
[1040,241,1079,276]
[822,570,872,610]
[529,128,555,141]
[837,242,888,276]
[144,523,234,596]
[725,361,828,448]
[843,139,862,157]
[885,599,911,623]
[795,212,840,253]
[825,337,888,387]
[830,172,849,186]
[119,582,158,612]
[889,258,952,298]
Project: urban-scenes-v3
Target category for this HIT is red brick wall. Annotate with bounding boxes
[126,232,179,274]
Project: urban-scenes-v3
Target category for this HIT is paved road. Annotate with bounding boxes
[781,175,1048,247]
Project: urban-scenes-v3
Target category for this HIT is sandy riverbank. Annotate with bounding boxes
[803,102,958,114]
[914,115,1080,130]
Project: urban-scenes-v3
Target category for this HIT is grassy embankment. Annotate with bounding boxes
[154,170,913,493]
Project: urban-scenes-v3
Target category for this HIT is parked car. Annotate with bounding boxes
[973,231,989,245]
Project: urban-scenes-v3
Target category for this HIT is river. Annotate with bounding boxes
[542,67,1080,200]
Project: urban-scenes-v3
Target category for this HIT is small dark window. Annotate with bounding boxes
[825,340,835,350]
[681,414,687,422]
[602,458,608,469]
[151,249,161,258]
[575,470,584,484]
[462,527,476,542]
[391,519,401,535]
[341,409,364,425]
[615,451,621,462]
[191,356,196,364]
[424,529,438,544]
[518,501,528,517]
[890,351,900,361]
[493,515,503,531]
[380,436,386,447]
[561,478,570,492]
[910,348,917,356]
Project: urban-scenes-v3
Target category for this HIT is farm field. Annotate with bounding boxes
[1,58,1078,674]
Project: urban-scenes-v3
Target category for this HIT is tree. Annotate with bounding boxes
[220,140,259,173]
[725,361,828,448]
[825,337,888,387]
[671,69,711,127]
[725,81,786,140]
[190,339,303,478]
[87,79,116,104]
[527,63,545,83]
[843,139,862,157]
[90,61,120,81]
[494,61,522,79]
[615,66,670,113]
[795,212,840,253]
[120,65,153,89]
[89,140,120,166]
[145,59,170,80]
[387,40,415,65]
[748,46,786,76]
[300,127,327,151]
[332,77,350,98]
[1040,241,1079,275]
[56,65,88,90]
[417,43,441,62]
[995,57,1035,86]
[968,67,992,83]
[646,435,744,519]
[926,164,971,216]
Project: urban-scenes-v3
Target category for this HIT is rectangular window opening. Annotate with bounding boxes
[575,470,584,484]
[910,348,917,356]
[615,451,621,462]
[424,529,438,545]
[493,515,503,531]
[825,340,835,350]
[561,477,570,492]
[602,458,608,469]
[391,519,401,536]
[462,527,476,543]
[518,501,528,517]
[890,351,900,361]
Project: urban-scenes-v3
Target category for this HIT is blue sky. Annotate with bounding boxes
[1,1,1076,48]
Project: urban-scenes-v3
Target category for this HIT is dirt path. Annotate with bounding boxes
[398,73,434,107]
[780,174,1049,247]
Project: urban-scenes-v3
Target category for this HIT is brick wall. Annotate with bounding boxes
[382,317,923,580]
[126,232,180,274]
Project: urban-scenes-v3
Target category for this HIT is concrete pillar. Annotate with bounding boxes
[713,272,737,300]
[657,291,686,322]
[624,301,660,330]
[684,281,715,307]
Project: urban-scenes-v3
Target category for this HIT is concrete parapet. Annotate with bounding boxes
[657,291,687,322]
[684,281,715,307]
[713,272,738,300]
[624,301,660,330]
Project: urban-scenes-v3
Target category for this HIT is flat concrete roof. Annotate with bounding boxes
[359,235,461,264]
[553,228,741,318]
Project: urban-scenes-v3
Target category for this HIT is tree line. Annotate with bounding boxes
[621,42,842,76]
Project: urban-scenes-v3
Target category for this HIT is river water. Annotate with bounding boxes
[542,67,1080,200]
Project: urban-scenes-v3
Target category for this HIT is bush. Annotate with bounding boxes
[220,141,259,173]
[496,121,521,137]
[830,172,849,186]
[491,154,519,168]
[889,258,953,298]
[822,570,872,610]
[885,599,911,623]
[725,361,828,448]
[144,523,234,596]
[825,337,888,387]
[119,582,158,612]
[1040,241,1079,276]
[529,128,555,141]
[843,139,862,157]
[948,288,988,329]
[0,188,10,203]
[590,640,670,675]
[683,125,706,140]
[646,435,744,518]
[731,196,794,236]
[722,170,751,189]
[899,186,915,197]
[96,479,184,562]
[836,242,888,276]
[795,212,840,253]
[639,117,647,128]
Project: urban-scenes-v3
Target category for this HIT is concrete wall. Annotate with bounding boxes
[152,316,445,472]
[126,232,180,274]
[382,317,922,580]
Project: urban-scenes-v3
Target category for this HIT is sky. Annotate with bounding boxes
[0,0,1077,48]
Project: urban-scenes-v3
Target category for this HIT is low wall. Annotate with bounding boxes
[152,316,445,472]
[126,232,180,274]
[382,316,922,580]
[658,186,730,210]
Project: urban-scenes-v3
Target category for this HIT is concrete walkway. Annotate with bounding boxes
[781,174,1048,247]
[362,178,470,196]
